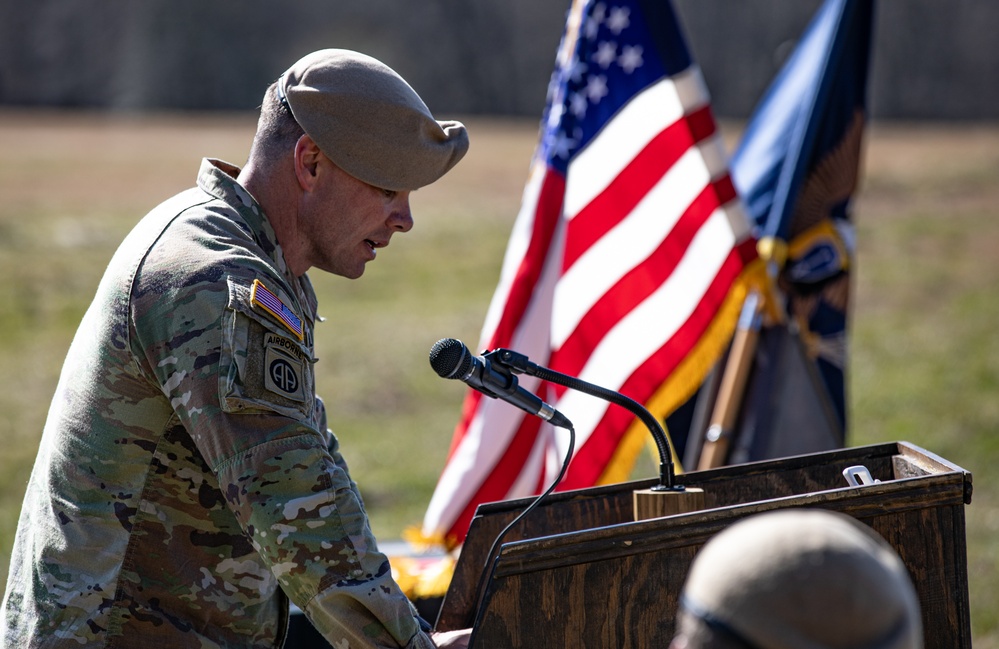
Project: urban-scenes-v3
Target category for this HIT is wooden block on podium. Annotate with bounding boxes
[633,486,705,520]
[436,442,973,649]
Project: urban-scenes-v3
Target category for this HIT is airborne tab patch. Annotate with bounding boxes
[251,279,304,341]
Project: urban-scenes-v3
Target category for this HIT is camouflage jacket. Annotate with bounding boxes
[2,159,434,649]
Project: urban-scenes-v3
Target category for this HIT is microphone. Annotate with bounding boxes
[429,338,571,429]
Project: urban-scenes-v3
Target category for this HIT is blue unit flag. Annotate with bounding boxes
[730,0,875,430]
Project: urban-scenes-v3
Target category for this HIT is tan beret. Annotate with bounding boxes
[680,509,923,649]
[278,49,469,191]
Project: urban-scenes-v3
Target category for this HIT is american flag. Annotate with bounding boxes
[251,279,304,341]
[423,0,759,548]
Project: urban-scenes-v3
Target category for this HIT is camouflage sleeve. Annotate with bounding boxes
[132,267,432,649]
[315,395,376,541]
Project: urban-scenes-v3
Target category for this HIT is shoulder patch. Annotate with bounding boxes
[250,279,304,341]
[263,334,306,403]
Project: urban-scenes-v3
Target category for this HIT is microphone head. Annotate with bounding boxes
[429,338,473,379]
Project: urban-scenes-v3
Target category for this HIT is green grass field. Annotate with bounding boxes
[1,110,997,645]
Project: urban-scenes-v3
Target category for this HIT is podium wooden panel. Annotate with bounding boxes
[436,442,972,649]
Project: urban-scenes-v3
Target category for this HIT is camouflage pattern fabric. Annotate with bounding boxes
[1,159,434,649]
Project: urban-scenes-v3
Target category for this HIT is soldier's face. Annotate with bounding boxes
[299,156,413,279]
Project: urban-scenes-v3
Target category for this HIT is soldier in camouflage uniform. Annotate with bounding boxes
[1,50,470,649]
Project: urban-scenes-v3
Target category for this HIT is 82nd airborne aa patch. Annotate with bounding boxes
[262,332,306,402]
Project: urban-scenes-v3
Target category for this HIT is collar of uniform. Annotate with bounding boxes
[197,158,279,261]
[196,158,320,325]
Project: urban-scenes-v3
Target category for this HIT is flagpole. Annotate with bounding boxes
[696,291,762,470]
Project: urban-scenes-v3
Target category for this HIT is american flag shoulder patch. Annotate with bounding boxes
[250,279,304,341]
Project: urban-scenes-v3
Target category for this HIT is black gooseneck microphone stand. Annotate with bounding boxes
[453,343,687,639]
[483,346,683,491]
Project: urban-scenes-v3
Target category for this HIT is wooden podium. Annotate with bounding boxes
[435,442,973,648]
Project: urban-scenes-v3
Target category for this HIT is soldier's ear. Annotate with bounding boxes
[293,135,323,191]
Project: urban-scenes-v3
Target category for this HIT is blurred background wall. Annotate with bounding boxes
[0,0,996,120]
